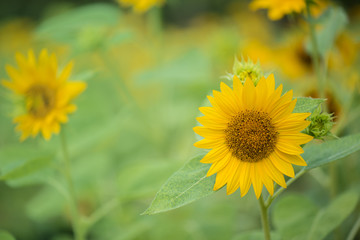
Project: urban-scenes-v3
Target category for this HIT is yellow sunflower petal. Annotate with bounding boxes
[226,160,242,195]
[251,163,263,199]
[240,162,252,197]
[194,138,225,149]
[200,145,229,163]
[278,133,313,145]
[274,148,307,166]
[269,153,295,178]
[206,152,232,177]
[243,78,256,109]
[193,126,225,139]
[276,140,304,155]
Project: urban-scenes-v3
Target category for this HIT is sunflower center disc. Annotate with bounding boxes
[26,84,55,118]
[225,110,278,162]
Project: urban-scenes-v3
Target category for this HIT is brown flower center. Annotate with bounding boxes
[26,84,55,118]
[225,110,278,162]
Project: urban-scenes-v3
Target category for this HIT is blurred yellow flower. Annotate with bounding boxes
[117,0,164,13]
[2,49,86,141]
[194,74,312,198]
[250,0,306,20]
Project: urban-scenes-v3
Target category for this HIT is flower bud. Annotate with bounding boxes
[305,106,334,140]
[225,56,264,86]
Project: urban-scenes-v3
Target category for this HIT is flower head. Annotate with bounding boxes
[2,49,86,141]
[117,0,165,13]
[250,0,306,21]
[194,74,313,198]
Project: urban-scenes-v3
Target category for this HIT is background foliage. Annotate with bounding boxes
[0,0,360,239]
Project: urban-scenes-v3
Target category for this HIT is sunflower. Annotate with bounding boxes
[250,0,306,21]
[2,49,86,141]
[117,0,165,13]
[193,74,313,198]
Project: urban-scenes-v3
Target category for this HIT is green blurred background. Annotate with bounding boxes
[0,0,360,239]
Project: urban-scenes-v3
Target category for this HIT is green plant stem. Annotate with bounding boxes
[258,195,271,240]
[306,1,325,100]
[266,168,306,207]
[60,131,86,240]
[85,198,120,229]
[346,215,360,240]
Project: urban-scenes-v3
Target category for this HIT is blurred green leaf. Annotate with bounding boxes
[143,154,215,215]
[307,190,359,240]
[135,50,211,85]
[293,97,325,114]
[273,194,318,240]
[0,145,55,186]
[307,7,348,57]
[26,186,65,222]
[0,230,15,240]
[0,156,53,180]
[35,3,121,43]
[303,133,360,169]
[118,160,179,200]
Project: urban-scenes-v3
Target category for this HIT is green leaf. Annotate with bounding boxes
[0,230,16,240]
[293,97,325,114]
[303,133,360,169]
[142,154,215,215]
[35,3,121,43]
[307,190,359,240]
[0,145,55,186]
[0,156,53,181]
[273,194,319,240]
[117,160,179,200]
[311,7,348,57]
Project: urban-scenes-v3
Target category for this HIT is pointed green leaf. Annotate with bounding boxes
[303,133,360,169]
[0,156,53,181]
[143,154,215,215]
[307,190,359,240]
[293,97,325,114]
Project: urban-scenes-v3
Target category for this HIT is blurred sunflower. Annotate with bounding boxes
[194,74,313,198]
[117,0,164,13]
[250,0,306,20]
[2,49,86,141]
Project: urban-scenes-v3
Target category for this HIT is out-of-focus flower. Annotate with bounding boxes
[250,0,306,21]
[328,32,359,70]
[117,0,165,13]
[0,19,33,54]
[276,37,312,80]
[242,35,313,80]
[194,74,313,198]
[2,49,86,141]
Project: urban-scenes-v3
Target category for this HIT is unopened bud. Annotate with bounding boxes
[225,56,264,86]
[305,106,334,140]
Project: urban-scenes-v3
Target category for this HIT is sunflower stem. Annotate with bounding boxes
[266,168,306,207]
[258,195,271,240]
[60,130,86,240]
[306,1,326,101]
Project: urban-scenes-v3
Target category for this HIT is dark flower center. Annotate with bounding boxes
[26,84,55,118]
[225,110,278,162]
